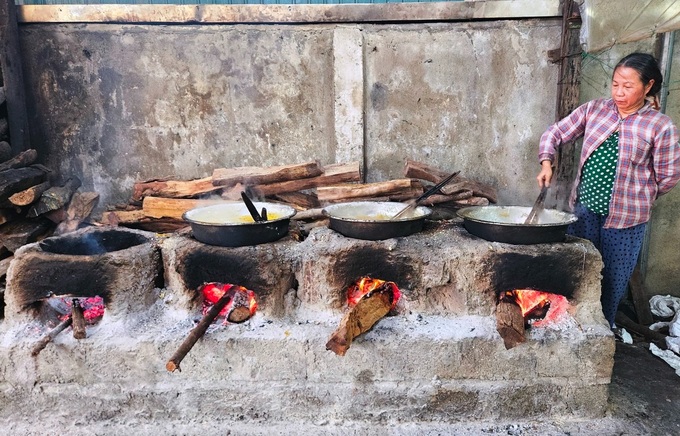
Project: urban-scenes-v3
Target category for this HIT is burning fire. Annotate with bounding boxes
[347,276,401,310]
[500,289,568,327]
[201,282,258,322]
[58,296,105,323]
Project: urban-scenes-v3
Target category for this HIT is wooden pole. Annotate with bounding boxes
[0,0,31,153]
[166,287,236,373]
[546,0,582,210]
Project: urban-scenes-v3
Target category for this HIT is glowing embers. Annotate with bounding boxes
[326,277,401,356]
[201,283,258,324]
[496,289,569,349]
[31,296,106,356]
[166,283,258,373]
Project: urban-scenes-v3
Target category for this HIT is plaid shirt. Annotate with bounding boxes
[539,98,680,229]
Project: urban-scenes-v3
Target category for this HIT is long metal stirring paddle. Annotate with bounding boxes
[391,170,461,220]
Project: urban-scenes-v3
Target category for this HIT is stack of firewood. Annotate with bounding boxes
[102,159,497,233]
[0,147,100,291]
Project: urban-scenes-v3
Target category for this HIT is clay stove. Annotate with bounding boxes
[0,220,613,430]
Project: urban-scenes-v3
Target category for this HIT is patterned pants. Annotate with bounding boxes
[567,203,647,328]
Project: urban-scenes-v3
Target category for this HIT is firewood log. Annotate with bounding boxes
[27,177,82,218]
[131,176,222,202]
[326,288,393,356]
[101,208,187,233]
[8,181,51,206]
[249,162,361,197]
[54,192,100,235]
[273,191,319,209]
[0,217,53,252]
[405,160,498,203]
[496,301,526,349]
[212,161,323,187]
[71,299,87,340]
[317,179,421,202]
[0,149,37,173]
[0,166,48,202]
[142,197,226,220]
[31,317,73,357]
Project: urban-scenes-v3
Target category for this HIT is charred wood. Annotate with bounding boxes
[0,149,37,173]
[496,301,526,349]
[71,299,87,340]
[0,255,12,279]
[31,316,73,357]
[326,284,394,356]
[0,217,53,252]
[166,287,237,372]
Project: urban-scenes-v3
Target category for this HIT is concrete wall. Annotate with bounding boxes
[18,18,561,210]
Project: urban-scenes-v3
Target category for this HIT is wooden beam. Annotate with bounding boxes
[0,0,30,153]
[551,0,582,208]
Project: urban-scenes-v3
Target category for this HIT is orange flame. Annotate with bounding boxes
[347,276,401,310]
[503,289,569,327]
[201,282,258,319]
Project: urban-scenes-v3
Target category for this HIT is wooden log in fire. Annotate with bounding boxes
[496,301,526,349]
[31,316,73,357]
[326,284,394,356]
[166,287,237,373]
[71,299,87,340]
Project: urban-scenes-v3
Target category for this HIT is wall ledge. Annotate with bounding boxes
[18,1,560,24]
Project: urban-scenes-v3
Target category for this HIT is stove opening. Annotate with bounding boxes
[166,282,258,373]
[326,276,401,356]
[31,295,106,356]
[496,289,569,349]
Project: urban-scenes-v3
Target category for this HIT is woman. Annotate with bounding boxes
[536,52,680,330]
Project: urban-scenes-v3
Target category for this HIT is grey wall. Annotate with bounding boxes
[19,19,561,210]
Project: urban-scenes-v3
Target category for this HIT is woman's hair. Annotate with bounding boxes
[614,52,663,97]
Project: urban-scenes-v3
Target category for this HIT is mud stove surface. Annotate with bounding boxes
[0,222,613,430]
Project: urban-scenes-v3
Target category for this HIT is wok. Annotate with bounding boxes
[323,201,432,240]
[456,205,577,245]
[183,202,297,247]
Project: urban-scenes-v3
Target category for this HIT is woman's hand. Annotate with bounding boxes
[536,160,553,188]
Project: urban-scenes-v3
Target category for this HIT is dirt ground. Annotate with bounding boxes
[606,341,680,436]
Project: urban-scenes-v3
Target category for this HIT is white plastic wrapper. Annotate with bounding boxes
[650,343,680,377]
[580,0,680,53]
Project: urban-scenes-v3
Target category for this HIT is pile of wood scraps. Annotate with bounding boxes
[0,148,99,295]
[101,159,497,236]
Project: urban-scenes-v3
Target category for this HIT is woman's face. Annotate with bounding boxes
[611,66,654,115]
